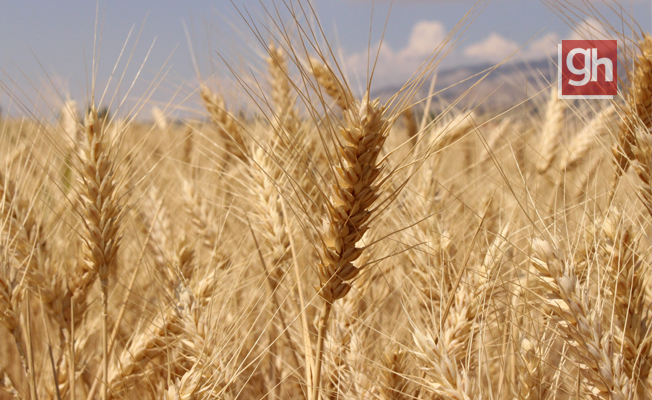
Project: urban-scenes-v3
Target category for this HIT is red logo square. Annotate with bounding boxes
[558,39,617,99]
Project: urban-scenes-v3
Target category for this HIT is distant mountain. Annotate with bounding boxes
[372,58,557,113]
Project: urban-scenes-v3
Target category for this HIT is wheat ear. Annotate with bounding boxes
[136,188,174,288]
[183,125,194,167]
[478,117,512,166]
[309,57,354,111]
[59,100,80,149]
[559,105,615,171]
[402,107,418,148]
[163,238,231,400]
[151,106,168,130]
[380,346,412,400]
[268,43,299,136]
[248,144,309,394]
[312,92,388,400]
[108,307,182,394]
[412,225,507,400]
[609,34,652,201]
[530,238,631,400]
[250,145,291,290]
[0,171,52,396]
[430,111,477,154]
[200,84,248,162]
[0,274,27,387]
[601,209,651,397]
[78,107,123,400]
[0,373,20,400]
[625,121,652,216]
[535,87,565,174]
[574,156,603,202]
[0,171,54,305]
[2,170,90,400]
[0,274,18,333]
[517,335,547,400]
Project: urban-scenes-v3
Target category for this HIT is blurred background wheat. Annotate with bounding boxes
[1,1,652,399]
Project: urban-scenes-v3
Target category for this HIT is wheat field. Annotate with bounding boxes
[1,2,652,400]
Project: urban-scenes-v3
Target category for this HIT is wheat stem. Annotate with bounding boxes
[280,196,313,390]
[101,281,108,400]
[311,302,332,400]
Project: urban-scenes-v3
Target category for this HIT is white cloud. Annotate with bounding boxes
[521,32,560,60]
[404,20,447,58]
[346,20,447,83]
[461,31,559,63]
[463,33,519,63]
[461,16,616,65]
[343,16,617,87]
[569,17,613,40]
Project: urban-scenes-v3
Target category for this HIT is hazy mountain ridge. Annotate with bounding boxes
[373,57,556,112]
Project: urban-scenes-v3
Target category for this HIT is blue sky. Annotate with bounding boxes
[0,0,650,116]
